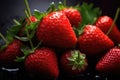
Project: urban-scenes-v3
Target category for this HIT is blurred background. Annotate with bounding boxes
[0,0,120,30]
[0,0,119,21]
[0,0,120,79]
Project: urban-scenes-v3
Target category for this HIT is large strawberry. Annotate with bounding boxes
[96,46,120,74]
[77,25,114,57]
[60,50,88,77]
[25,47,59,79]
[95,16,120,45]
[61,8,82,28]
[0,39,22,64]
[36,11,77,48]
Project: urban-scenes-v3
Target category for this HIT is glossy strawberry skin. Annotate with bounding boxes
[61,8,82,27]
[78,25,114,57]
[0,39,22,63]
[29,16,38,22]
[25,48,59,79]
[95,16,120,45]
[96,47,120,74]
[36,12,77,48]
[26,16,38,25]
[60,50,87,76]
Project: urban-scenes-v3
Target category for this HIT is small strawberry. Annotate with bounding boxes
[95,16,120,45]
[96,46,120,74]
[25,16,38,25]
[60,50,88,77]
[18,0,38,37]
[25,47,59,79]
[0,39,22,64]
[24,0,38,24]
[77,25,114,57]
[36,11,77,48]
[29,16,38,22]
[18,16,38,37]
[61,8,82,27]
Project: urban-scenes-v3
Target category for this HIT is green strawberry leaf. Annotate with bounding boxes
[77,2,102,27]
[14,56,25,62]
[15,36,29,42]
[0,19,24,51]
[6,19,24,42]
[67,50,87,71]
[15,45,34,62]
[73,26,84,37]
[47,2,56,13]
[6,25,21,37]
[26,21,38,30]
[34,9,46,21]
[21,46,34,56]
[25,22,39,39]
[58,1,66,10]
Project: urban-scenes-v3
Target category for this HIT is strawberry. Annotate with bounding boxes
[29,16,38,22]
[61,8,82,27]
[60,50,88,77]
[0,39,22,64]
[36,11,77,48]
[18,0,38,37]
[24,0,38,25]
[77,25,114,57]
[18,16,38,37]
[25,16,38,25]
[25,47,59,79]
[96,46,120,74]
[95,16,120,45]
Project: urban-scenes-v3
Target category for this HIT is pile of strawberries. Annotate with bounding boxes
[0,0,120,79]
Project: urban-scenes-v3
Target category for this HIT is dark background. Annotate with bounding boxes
[0,0,77,23]
[0,0,120,80]
[0,0,119,25]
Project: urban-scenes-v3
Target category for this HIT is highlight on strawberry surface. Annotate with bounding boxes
[0,0,120,80]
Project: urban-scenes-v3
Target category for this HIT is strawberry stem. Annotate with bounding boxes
[13,19,20,25]
[25,9,30,18]
[63,0,66,6]
[106,8,120,35]
[34,41,42,50]
[25,28,34,50]
[24,0,32,17]
[0,33,8,44]
[25,9,31,23]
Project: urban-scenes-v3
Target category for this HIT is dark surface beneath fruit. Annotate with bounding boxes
[0,64,120,80]
[0,0,120,80]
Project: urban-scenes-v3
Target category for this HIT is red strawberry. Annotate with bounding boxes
[26,16,38,25]
[18,16,38,37]
[77,25,114,57]
[95,16,120,45]
[36,11,77,48]
[29,16,38,22]
[96,46,120,74]
[19,0,38,36]
[25,47,59,79]
[0,39,22,63]
[60,50,88,76]
[61,8,82,27]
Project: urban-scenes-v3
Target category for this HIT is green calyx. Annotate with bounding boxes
[67,50,88,71]
[0,18,23,51]
[78,2,102,26]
